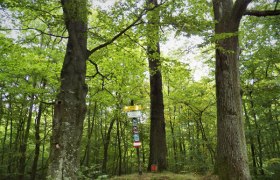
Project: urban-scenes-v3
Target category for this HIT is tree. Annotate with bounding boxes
[146,0,168,171]
[47,0,152,178]
[212,0,280,179]
[47,0,88,179]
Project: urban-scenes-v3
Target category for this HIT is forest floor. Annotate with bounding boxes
[110,172,218,180]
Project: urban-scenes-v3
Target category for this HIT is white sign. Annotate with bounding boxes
[127,111,141,118]
[133,141,142,147]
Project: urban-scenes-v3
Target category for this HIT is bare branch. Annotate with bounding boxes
[244,10,280,17]
[87,59,112,80]
[87,59,104,78]
[41,101,55,105]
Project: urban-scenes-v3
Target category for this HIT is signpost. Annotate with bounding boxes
[124,104,142,175]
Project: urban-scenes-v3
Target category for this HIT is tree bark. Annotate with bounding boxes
[147,0,167,171]
[212,0,252,179]
[31,101,44,180]
[47,0,88,179]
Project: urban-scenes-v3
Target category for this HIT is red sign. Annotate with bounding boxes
[133,141,141,148]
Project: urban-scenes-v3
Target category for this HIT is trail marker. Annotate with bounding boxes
[133,141,142,148]
[127,110,141,118]
[124,103,143,175]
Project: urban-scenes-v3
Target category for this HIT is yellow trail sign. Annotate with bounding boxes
[123,105,142,112]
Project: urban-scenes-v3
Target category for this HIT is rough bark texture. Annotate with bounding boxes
[212,0,252,179]
[47,0,88,179]
[147,0,168,171]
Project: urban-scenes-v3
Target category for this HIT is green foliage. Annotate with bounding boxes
[263,158,280,180]
[0,0,279,179]
[239,5,280,179]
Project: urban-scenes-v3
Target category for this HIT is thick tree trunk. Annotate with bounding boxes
[47,0,88,179]
[215,34,251,179]
[147,0,167,171]
[213,0,251,179]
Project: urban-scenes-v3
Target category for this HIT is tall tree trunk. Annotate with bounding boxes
[31,101,44,180]
[0,92,3,128]
[102,118,115,173]
[1,102,9,165]
[7,97,13,176]
[41,114,48,175]
[47,0,88,179]
[197,113,215,165]
[116,116,122,176]
[169,109,178,171]
[248,92,264,175]
[147,0,167,171]
[18,92,35,180]
[212,0,251,179]
[243,100,257,176]
[81,101,97,166]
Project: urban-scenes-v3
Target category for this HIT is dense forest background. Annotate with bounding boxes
[0,0,279,179]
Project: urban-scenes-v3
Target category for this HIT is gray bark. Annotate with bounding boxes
[212,0,252,179]
[47,0,88,179]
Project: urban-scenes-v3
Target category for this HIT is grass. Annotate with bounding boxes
[109,172,218,180]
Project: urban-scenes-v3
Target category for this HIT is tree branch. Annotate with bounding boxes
[87,11,145,57]
[87,59,113,81]
[0,27,68,38]
[86,3,164,57]
[244,10,280,17]
[275,0,279,10]
[87,59,105,79]
[124,33,147,51]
